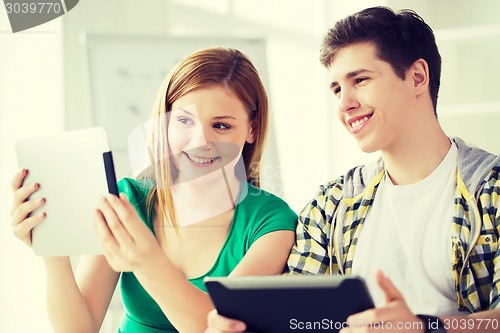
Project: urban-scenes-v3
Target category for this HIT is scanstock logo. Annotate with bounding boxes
[4,0,79,33]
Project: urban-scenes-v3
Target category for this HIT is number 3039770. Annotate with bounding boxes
[5,2,62,14]
[443,318,499,330]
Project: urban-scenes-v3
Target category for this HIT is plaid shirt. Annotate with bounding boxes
[287,138,500,313]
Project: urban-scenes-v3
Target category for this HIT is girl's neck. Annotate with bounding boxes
[170,168,242,227]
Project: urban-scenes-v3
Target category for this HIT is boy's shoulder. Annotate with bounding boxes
[318,158,384,199]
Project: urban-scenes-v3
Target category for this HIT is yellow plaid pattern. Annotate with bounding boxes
[287,162,500,313]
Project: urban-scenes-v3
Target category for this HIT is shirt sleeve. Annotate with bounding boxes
[488,180,500,309]
[492,236,500,309]
[464,171,500,310]
[247,195,298,246]
[286,184,339,276]
[117,177,153,230]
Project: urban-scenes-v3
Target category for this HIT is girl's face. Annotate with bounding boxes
[168,85,255,183]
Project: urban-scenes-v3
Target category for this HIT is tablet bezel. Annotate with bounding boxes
[204,275,374,333]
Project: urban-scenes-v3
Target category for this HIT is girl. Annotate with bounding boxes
[10,47,297,332]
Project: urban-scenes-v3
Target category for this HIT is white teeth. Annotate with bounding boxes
[186,153,214,164]
[350,116,370,129]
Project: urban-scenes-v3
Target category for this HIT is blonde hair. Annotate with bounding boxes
[143,47,269,238]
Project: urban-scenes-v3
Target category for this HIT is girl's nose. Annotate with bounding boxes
[189,123,210,147]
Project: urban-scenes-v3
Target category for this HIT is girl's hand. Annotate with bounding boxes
[10,169,46,246]
[206,309,247,333]
[95,193,163,274]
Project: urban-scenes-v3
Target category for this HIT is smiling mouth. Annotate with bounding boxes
[183,152,220,166]
[350,116,371,130]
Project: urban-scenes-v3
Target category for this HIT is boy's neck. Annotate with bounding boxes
[381,121,451,186]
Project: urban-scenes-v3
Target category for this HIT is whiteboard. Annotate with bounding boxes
[84,34,282,194]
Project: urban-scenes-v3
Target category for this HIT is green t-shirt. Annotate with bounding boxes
[116,178,297,333]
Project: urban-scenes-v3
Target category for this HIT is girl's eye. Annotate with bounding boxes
[213,123,231,130]
[178,117,193,125]
[333,87,341,96]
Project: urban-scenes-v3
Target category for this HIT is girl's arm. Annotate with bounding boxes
[44,256,120,333]
[10,170,120,333]
[96,193,295,333]
[137,230,295,333]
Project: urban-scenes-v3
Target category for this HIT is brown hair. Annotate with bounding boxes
[320,6,441,112]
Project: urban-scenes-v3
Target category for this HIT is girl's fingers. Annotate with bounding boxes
[105,194,134,227]
[206,309,247,332]
[12,212,46,245]
[97,197,134,247]
[11,197,45,227]
[9,169,46,247]
[11,182,42,217]
[106,193,149,240]
[95,209,119,249]
[10,169,27,192]
[94,209,128,273]
[94,212,121,272]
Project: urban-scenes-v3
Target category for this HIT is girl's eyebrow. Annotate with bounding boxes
[177,107,195,116]
[175,108,236,120]
[213,115,237,120]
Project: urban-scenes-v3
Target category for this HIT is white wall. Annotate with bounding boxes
[0,13,64,333]
[58,0,389,212]
[61,0,338,212]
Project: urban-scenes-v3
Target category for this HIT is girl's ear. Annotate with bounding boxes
[246,125,256,144]
[411,58,429,96]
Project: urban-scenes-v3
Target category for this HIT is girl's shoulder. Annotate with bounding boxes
[243,183,288,205]
[238,183,297,219]
[117,177,153,225]
[117,177,153,200]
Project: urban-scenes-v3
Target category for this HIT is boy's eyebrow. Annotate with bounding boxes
[330,69,375,89]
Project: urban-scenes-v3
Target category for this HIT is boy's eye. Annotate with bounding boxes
[355,77,368,84]
[213,123,231,130]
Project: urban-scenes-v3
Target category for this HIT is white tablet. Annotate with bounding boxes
[204,275,374,333]
[15,127,118,256]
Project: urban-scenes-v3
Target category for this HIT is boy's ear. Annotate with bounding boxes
[411,58,429,96]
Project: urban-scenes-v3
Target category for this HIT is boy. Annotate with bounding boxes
[206,6,500,333]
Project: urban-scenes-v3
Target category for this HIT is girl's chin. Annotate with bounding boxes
[175,168,225,185]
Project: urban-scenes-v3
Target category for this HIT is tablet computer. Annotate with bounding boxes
[204,275,374,333]
[15,127,118,256]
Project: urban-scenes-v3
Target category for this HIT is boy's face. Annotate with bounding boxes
[328,42,416,154]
